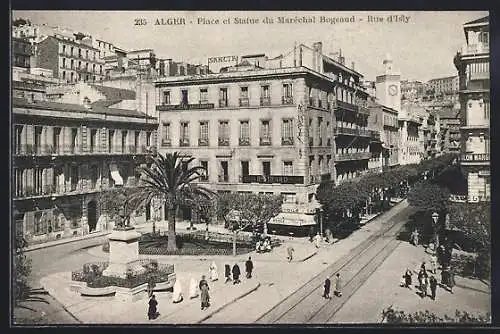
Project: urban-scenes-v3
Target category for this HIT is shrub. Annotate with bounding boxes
[382,306,490,324]
[13,253,32,302]
[451,253,490,280]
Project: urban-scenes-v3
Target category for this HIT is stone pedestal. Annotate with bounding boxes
[103,227,146,279]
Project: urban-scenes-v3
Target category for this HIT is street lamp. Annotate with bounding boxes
[431,212,440,251]
[316,208,323,237]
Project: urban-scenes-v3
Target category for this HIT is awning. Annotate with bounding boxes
[268,213,316,227]
[110,163,124,186]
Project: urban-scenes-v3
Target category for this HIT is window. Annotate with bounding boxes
[200,161,208,181]
[199,121,209,146]
[134,131,140,149]
[70,59,74,69]
[239,120,250,146]
[200,88,208,103]
[108,130,114,153]
[241,161,249,179]
[283,83,293,97]
[283,161,293,175]
[318,117,323,145]
[71,47,74,56]
[14,125,23,154]
[62,71,66,80]
[261,85,270,105]
[90,129,98,152]
[262,161,271,177]
[218,121,229,146]
[260,120,271,145]
[121,130,128,152]
[163,91,171,104]
[78,48,82,57]
[86,50,89,59]
[180,122,189,146]
[63,45,66,54]
[146,132,152,147]
[240,86,249,106]
[162,123,171,140]
[219,161,229,182]
[282,192,296,204]
[219,88,228,107]
[62,58,66,68]
[281,119,293,145]
[484,100,490,119]
[181,90,188,105]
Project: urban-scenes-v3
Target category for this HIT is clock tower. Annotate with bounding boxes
[375,54,401,111]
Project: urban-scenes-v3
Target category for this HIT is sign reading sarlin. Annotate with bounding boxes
[208,56,238,64]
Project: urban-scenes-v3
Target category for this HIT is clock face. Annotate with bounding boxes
[389,85,398,96]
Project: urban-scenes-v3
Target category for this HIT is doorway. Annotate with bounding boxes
[88,200,97,232]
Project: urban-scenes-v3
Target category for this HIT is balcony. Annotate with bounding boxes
[461,44,489,56]
[239,97,250,107]
[161,138,172,147]
[198,138,209,146]
[260,137,272,146]
[282,96,294,105]
[334,152,372,162]
[281,137,294,146]
[241,175,304,184]
[179,138,190,147]
[370,130,381,141]
[219,99,228,108]
[239,137,250,146]
[14,144,154,156]
[334,127,371,137]
[460,153,489,163]
[218,138,229,146]
[218,175,229,183]
[260,97,271,106]
[470,72,489,81]
[335,100,359,113]
[156,103,215,111]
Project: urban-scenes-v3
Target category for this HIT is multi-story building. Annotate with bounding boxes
[400,80,426,101]
[154,42,373,229]
[368,102,399,169]
[453,16,490,202]
[437,107,461,153]
[12,37,33,68]
[34,35,105,83]
[12,94,158,245]
[398,102,424,165]
[427,75,459,96]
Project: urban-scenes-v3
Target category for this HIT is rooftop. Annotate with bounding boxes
[436,107,460,119]
[88,84,136,100]
[12,97,155,120]
[464,16,489,26]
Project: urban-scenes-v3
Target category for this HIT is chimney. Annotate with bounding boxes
[351,61,355,70]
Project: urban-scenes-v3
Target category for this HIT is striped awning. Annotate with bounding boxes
[268,213,316,227]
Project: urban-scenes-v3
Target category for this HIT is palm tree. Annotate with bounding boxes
[133,152,215,251]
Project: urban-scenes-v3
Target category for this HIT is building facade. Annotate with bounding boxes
[400,80,426,101]
[12,37,33,68]
[427,75,459,97]
[453,16,490,202]
[154,42,375,228]
[12,97,158,245]
[398,103,424,165]
[35,35,105,83]
[437,107,461,153]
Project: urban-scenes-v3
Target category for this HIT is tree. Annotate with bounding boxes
[132,152,215,251]
[217,193,282,256]
[100,187,148,228]
[382,306,490,324]
[191,194,217,234]
[13,235,32,304]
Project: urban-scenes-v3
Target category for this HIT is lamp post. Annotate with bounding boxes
[432,211,440,251]
[316,208,323,237]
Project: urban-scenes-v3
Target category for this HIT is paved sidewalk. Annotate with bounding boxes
[330,241,491,323]
[203,200,411,323]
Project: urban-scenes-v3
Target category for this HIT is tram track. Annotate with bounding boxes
[255,202,414,324]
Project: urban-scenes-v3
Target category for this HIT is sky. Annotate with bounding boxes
[13,10,489,82]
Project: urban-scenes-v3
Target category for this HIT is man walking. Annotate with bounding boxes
[429,275,438,300]
[287,246,295,262]
[232,263,241,284]
[323,277,331,299]
[334,273,343,297]
[245,257,254,279]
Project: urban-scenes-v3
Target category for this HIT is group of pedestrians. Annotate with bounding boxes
[147,257,256,319]
[399,255,456,301]
[322,273,343,299]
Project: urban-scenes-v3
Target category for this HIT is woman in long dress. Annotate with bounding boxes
[199,275,210,310]
[189,277,199,299]
[209,261,219,281]
[172,279,183,303]
[148,295,158,320]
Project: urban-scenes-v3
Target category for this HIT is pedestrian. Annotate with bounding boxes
[309,227,315,243]
[245,257,254,279]
[420,261,427,275]
[172,279,183,303]
[410,229,419,246]
[314,232,322,248]
[232,263,241,284]
[404,268,413,289]
[421,275,429,298]
[147,294,158,320]
[209,261,219,282]
[224,264,232,283]
[448,267,456,294]
[323,277,331,299]
[147,276,156,298]
[429,255,438,274]
[429,275,438,300]
[417,269,425,297]
[199,275,210,310]
[287,246,295,262]
[334,273,343,297]
[189,276,198,299]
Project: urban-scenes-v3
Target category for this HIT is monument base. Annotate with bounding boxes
[103,227,146,279]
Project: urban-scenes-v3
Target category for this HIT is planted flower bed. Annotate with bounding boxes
[71,260,175,289]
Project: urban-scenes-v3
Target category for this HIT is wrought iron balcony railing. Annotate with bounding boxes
[218,138,230,146]
[281,137,294,146]
[260,97,271,106]
[239,137,250,146]
[282,96,294,105]
[198,138,209,146]
[239,97,250,107]
[241,175,304,184]
[260,137,272,146]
